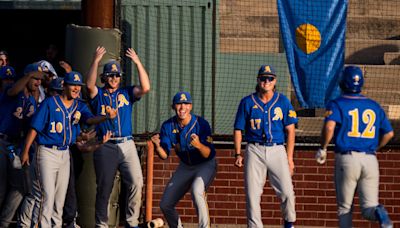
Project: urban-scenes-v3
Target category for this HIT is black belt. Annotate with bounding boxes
[108,136,133,144]
[339,151,375,155]
[249,142,284,147]
[43,145,69,150]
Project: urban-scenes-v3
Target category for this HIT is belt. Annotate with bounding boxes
[108,136,133,144]
[43,145,69,150]
[249,142,284,147]
[339,151,375,155]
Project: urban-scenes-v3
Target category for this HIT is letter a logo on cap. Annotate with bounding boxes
[180,94,187,101]
[74,74,80,82]
[264,65,271,73]
[112,64,118,72]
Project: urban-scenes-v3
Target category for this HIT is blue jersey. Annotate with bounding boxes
[31,96,94,147]
[90,86,140,137]
[160,115,215,166]
[0,88,35,139]
[325,94,393,154]
[234,92,298,144]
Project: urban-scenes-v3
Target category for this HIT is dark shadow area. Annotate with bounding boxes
[345,44,399,65]
[0,9,81,75]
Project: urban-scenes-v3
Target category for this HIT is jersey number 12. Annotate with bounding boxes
[347,108,376,138]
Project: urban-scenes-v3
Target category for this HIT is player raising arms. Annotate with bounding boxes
[20,71,117,227]
[233,65,298,228]
[86,46,150,228]
[316,66,394,228]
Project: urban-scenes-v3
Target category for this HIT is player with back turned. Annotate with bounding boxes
[86,46,150,228]
[233,65,298,228]
[316,66,394,228]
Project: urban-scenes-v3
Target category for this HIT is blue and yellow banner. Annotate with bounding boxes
[277,0,348,108]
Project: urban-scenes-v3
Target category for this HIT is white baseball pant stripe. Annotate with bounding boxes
[245,144,296,228]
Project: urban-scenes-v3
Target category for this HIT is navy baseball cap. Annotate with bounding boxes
[64,71,85,86]
[173,91,192,105]
[49,77,64,91]
[24,63,45,78]
[0,66,16,80]
[103,61,122,75]
[258,64,277,77]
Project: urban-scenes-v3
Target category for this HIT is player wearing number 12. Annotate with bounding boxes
[316,66,394,228]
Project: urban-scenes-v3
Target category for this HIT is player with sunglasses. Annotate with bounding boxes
[233,65,298,228]
[86,46,150,228]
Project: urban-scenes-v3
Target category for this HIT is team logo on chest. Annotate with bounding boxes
[73,111,81,125]
[272,107,283,121]
[118,94,129,108]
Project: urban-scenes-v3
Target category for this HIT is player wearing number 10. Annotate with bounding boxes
[316,66,394,228]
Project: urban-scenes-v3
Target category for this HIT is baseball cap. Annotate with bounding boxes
[38,60,58,78]
[173,91,192,105]
[0,66,16,80]
[24,63,45,78]
[103,61,122,75]
[49,77,64,91]
[64,71,85,86]
[258,64,277,77]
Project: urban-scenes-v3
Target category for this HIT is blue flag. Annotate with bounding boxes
[277,0,348,108]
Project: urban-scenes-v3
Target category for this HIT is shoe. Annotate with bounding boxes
[284,220,294,228]
[375,205,393,228]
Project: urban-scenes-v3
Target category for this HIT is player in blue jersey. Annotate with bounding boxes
[20,71,116,227]
[150,91,217,228]
[316,66,394,228]
[86,46,150,228]
[0,63,44,227]
[233,65,298,228]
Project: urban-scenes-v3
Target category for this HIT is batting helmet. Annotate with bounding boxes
[340,66,364,93]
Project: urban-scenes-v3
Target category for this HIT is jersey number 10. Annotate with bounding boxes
[347,108,376,138]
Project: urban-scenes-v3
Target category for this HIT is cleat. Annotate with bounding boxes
[375,205,393,228]
[284,220,294,228]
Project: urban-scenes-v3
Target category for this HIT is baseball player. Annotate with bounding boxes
[151,91,217,228]
[233,65,297,228]
[86,46,150,228]
[20,71,116,227]
[0,63,43,227]
[316,66,394,228]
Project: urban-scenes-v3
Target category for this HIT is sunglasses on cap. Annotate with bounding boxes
[258,76,275,82]
[104,73,121,78]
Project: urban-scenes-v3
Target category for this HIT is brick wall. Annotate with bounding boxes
[143,148,400,227]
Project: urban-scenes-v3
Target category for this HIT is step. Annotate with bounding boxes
[384,52,400,65]
[361,90,400,105]
[220,15,400,40]
[220,0,400,18]
[355,65,400,90]
[296,117,324,137]
[220,38,400,65]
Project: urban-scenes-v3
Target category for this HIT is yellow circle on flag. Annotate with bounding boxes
[295,23,321,54]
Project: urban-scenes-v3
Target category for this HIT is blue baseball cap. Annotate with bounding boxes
[0,66,16,80]
[24,63,45,78]
[173,91,192,105]
[103,61,122,75]
[258,64,277,77]
[64,71,85,86]
[49,77,64,91]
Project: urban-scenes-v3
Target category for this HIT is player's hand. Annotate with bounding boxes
[21,150,30,166]
[234,155,243,168]
[59,61,72,73]
[102,131,113,144]
[81,129,97,141]
[316,148,327,164]
[126,48,140,64]
[94,46,106,63]
[151,134,161,147]
[190,134,201,149]
[288,159,295,176]
[106,106,118,119]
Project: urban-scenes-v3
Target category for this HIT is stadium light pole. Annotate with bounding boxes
[82,0,114,28]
